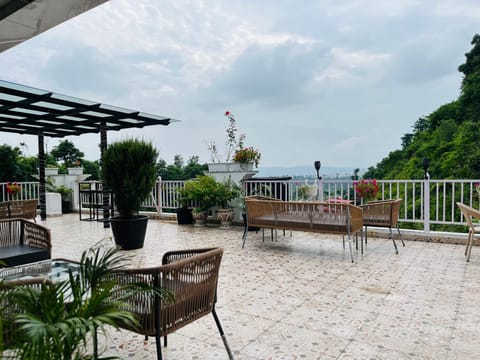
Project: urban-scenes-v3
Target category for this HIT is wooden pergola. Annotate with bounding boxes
[0,79,178,225]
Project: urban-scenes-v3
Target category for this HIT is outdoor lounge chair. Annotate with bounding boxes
[456,202,480,262]
[109,247,233,360]
[360,199,404,253]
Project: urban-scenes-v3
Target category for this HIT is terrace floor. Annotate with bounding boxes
[42,214,479,359]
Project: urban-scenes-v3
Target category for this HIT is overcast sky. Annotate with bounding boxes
[0,0,479,171]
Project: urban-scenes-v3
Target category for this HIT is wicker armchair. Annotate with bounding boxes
[360,199,405,253]
[0,218,51,266]
[457,202,480,262]
[110,247,233,360]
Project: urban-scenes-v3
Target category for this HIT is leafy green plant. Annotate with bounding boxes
[102,139,158,218]
[178,175,220,212]
[0,242,171,359]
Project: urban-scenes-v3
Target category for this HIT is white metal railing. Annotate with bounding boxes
[0,182,39,202]
[6,178,479,231]
[157,178,480,230]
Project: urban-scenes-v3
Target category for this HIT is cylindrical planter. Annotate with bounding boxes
[176,207,194,225]
[110,215,148,250]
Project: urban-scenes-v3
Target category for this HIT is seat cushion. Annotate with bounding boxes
[0,245,49,267]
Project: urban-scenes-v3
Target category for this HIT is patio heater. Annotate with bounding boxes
[314,160,324,201]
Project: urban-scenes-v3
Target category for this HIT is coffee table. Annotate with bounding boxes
[0,259,79,283]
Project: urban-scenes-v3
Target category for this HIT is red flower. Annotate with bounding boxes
[224,111,230,116]
[6,182,20,194]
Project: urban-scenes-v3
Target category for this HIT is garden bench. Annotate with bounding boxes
[243,196,363,262]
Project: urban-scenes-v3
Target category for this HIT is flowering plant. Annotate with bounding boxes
[207,111,261,167]
[233,146,261,167]
[6,182,21,195]
[353,179,379,201]
[474,182,480,196]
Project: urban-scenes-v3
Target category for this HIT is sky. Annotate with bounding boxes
[0,0,479,172]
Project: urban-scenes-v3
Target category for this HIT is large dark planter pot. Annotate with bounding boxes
[110,215,148,250]
[61,200,72,214]
[176,207,194,225]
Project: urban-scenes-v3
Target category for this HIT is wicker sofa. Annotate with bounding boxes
[243,196,363,262]
[0,200,38,222]
[0,218,51,267]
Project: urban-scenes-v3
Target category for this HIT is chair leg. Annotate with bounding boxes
[465,230,472,256]
[155,332,163,360]
[364,226,368,244]
[467,234,475,262]
[397,225,405,246]
[389,227,399,254]
[212,307,234,360]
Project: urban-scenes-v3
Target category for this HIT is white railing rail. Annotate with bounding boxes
[0,182,39,202]
[6,179,478,230]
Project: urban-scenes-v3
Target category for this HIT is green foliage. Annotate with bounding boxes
[102,139,158,218]
[50,140,84,167]
[157,155,207,180]
[0,145,20,182]
[0,243,149,359]
[178,175,240,211]
[53,185,73,200]
[366,34,480,180]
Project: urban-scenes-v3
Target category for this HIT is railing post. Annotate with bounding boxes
[317,179,324,202]
[424,176,430,233]
[157,176,162,214]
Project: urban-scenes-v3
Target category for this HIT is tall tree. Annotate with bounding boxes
[50,140,84,167]
[0,145,20,181]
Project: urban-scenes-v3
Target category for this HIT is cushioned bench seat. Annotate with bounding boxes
[0,245,50,267]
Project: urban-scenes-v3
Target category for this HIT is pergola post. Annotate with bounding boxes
[100,122,110,228]
[38,133,47,221]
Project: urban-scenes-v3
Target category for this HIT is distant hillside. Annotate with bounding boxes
[256,165,362,179]
[364,34,480,180]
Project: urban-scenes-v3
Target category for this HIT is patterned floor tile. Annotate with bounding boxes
[27,214,480,359]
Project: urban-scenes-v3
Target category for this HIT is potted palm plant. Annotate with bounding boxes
[102,139,158,250]
[0,244,145,358]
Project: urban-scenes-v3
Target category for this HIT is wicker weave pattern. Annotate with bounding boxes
[110,247,224,338]
[360,199,402,227]
[0,218,51,256]
[0,200,38,222]
[360,199,404,253]
[245,197,363,234]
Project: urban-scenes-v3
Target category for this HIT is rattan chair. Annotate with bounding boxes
[110,247,233,360]
[360,199,404,253]
[0,218,51,266]
[457,202,480,262]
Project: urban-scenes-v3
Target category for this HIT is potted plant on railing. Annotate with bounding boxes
[207,111,261,172]
[215,179,241,229]
[353,178,379,203]
[102,139,158,250]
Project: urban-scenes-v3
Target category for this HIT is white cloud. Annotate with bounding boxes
[0,0,478,171]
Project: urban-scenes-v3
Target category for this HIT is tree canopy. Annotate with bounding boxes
[365,34,480,180]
